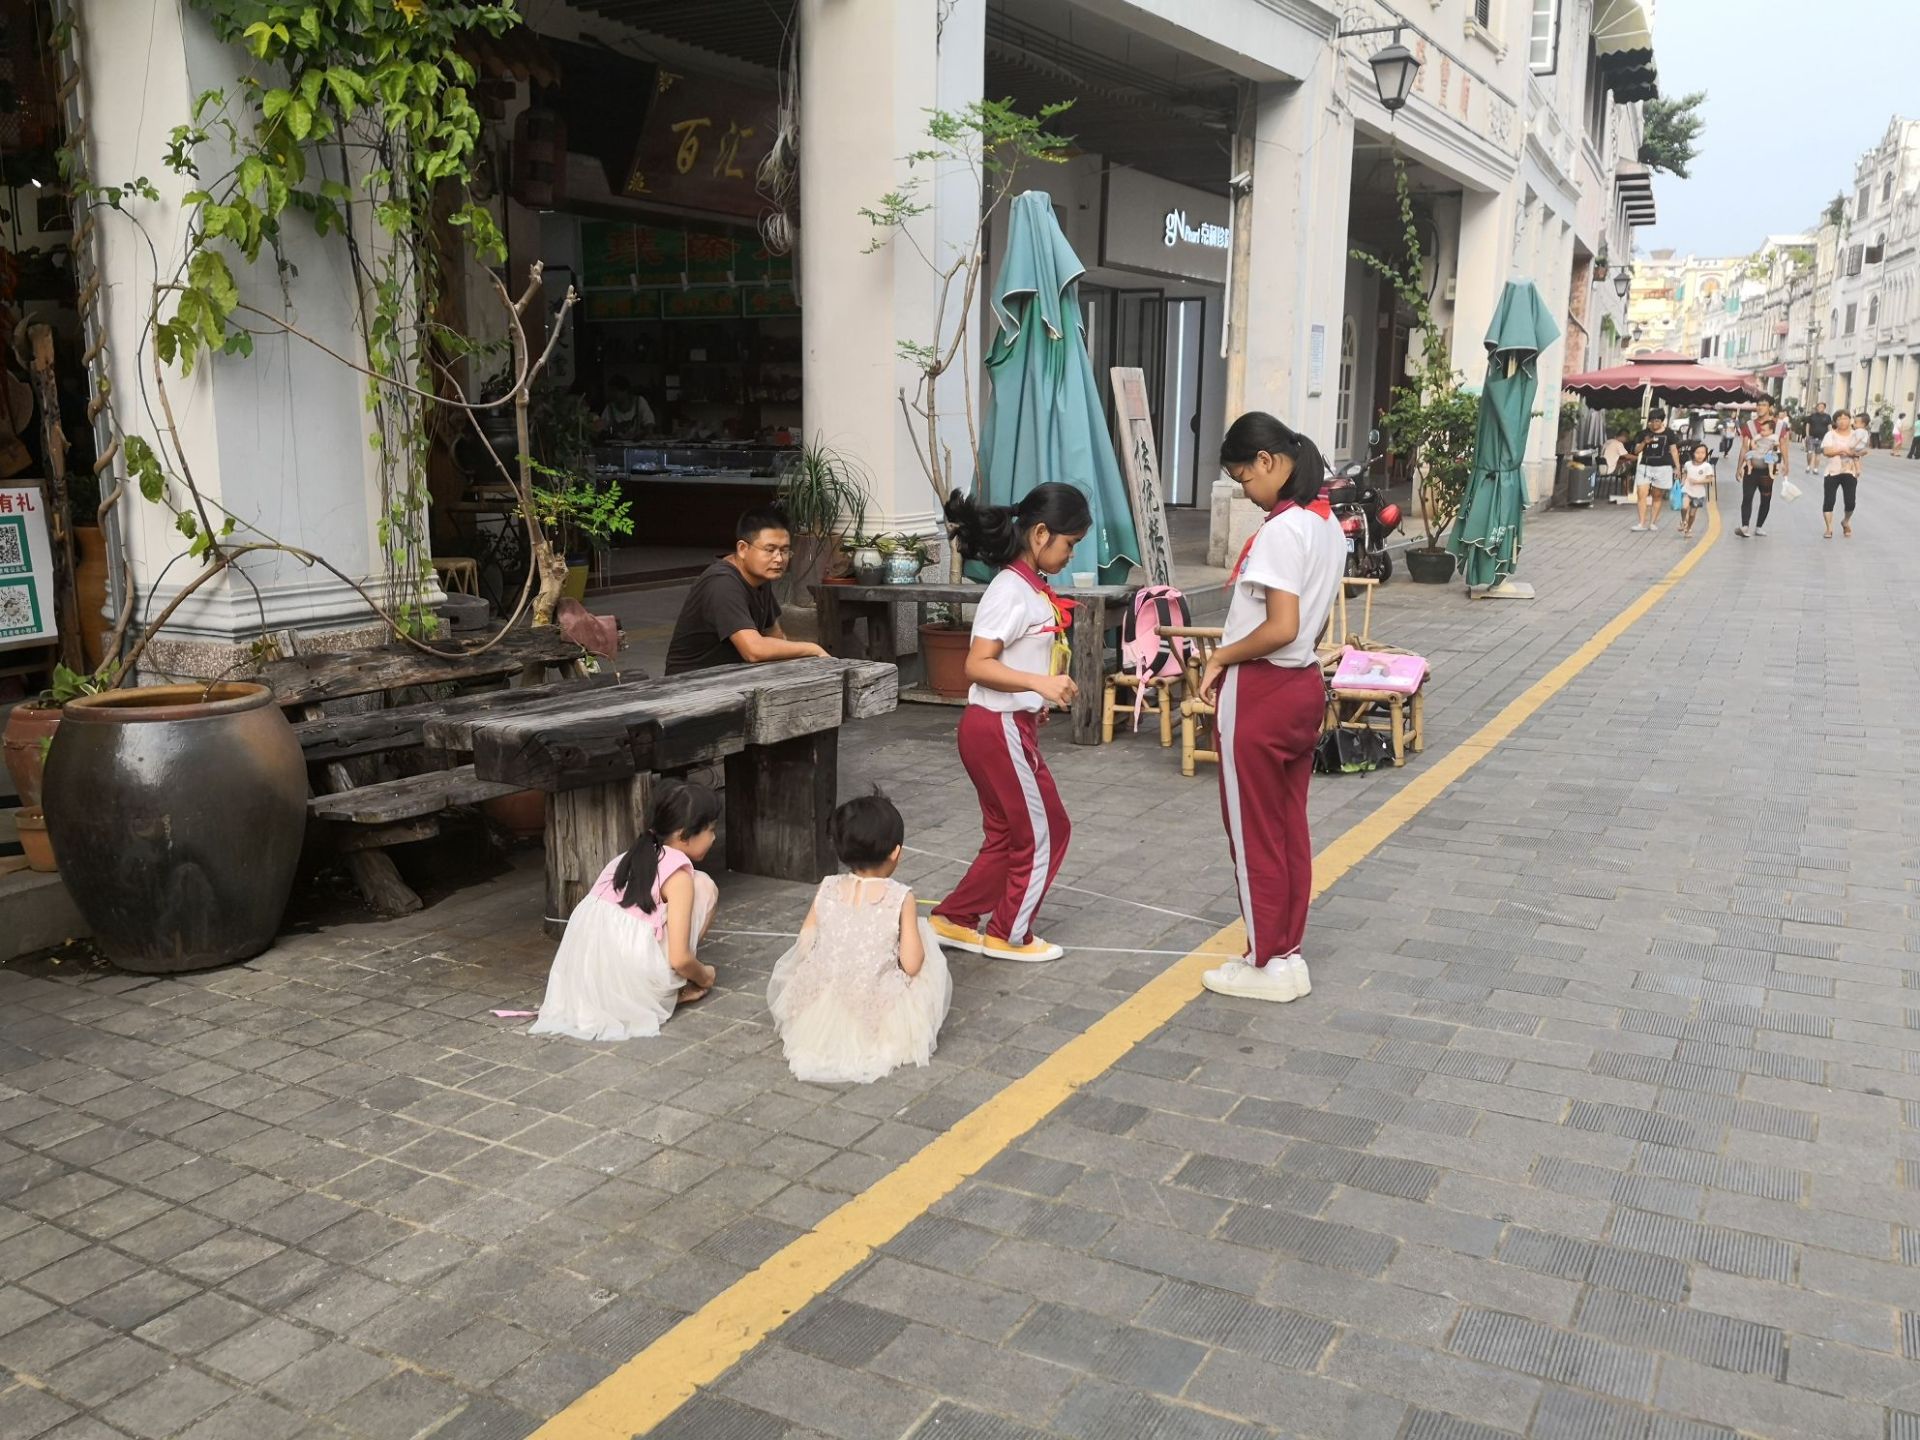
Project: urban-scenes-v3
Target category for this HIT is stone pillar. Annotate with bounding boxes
[799,0,981,544]
[1451,187,1519,382]
[80,2,420,678]
[1209,61,1351,568]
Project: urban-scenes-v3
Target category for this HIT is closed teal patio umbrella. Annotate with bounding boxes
[1450,279,1560,590]
[970,191,1140,583]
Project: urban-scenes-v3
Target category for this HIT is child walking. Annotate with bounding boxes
[929,482,1091,963]
[1735,417,1779,538]
[530,781,721,1042]
[1679,442,1714,538]
[767,791,953,1084]
[1200,413,1346,1003]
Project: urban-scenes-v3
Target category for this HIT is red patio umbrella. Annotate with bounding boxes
[1562,352,1768,408]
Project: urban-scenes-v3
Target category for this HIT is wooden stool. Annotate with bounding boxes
[1102,672,1177,746]
[1326,683,1426,766]
[433,556,479,596]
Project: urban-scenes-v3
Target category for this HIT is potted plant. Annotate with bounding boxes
[523,460,635,600]
[1353,160,1478,584]
[849,532,886,586]
[774,438,871,604]
[877,533,931,584]
[3,664,110,811]
[918,600,971,698]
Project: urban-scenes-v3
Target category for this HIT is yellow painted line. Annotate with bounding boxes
[533,503,1721,1440]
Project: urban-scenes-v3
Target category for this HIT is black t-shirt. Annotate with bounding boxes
[664,559,782,674]
[1806,410,1831,441]
[1633,428,1679,469]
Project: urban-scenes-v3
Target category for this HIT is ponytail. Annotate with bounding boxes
[943,482,1092,569]
[1220,412,1327,506]
[611,779,720,912]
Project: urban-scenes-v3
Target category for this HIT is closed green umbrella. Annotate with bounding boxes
[970,191,1140,584]
[1450,279,1560,590]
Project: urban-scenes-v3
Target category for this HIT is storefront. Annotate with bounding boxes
[494,37,804,588]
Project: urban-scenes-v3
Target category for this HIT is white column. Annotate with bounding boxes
[1209,62,1351,567]
[80,2,406,676]
[1451,187,1518,381]
[800,0,978,542]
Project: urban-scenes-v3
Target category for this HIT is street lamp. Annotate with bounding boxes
[1613,268,1632,300]
[1338,22,1422,113]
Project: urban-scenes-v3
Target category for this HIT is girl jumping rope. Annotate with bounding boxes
[530,781,721,1040]
[1201,414,1347,1003]
[929,482,1091,963]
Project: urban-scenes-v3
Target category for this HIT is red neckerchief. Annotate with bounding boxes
[1006,559,1077,635]
[1229,498,1334,584]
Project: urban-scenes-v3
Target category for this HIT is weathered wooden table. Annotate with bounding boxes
[812,580,1140,746]
[423,657,898,935]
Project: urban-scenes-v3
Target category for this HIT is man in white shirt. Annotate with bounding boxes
[597,374,655,438]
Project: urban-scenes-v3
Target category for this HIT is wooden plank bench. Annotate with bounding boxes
[260,626,633,915]
[423,657,899,936]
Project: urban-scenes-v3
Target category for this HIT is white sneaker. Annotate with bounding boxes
[1648,522,1660,532]
[1753,528,1766,537]
[1283,954,1312,997]
[1202,956,1302,1002]
[1630,523,1649,532]
[1735,526,1750,537]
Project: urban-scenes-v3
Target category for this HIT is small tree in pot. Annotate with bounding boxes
[1353,162,1479,582]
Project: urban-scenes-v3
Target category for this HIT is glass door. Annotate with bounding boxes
[1159,298,1205,505]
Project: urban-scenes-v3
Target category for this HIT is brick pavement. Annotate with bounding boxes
[3,459,1919,1439]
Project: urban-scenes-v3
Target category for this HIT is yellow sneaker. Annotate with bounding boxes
[928,915,988,954]
[982,935,1064,963]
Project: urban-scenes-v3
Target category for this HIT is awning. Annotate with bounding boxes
[1617,162,1657,228]
[1758,363,1788,379]
[1563,353,1768,408]
[1593,0,1658,102]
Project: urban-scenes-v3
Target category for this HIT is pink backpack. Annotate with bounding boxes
[1120,585,1191,728]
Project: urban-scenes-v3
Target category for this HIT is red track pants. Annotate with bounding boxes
[935,706,1070,944]
[1215,661,1322,965]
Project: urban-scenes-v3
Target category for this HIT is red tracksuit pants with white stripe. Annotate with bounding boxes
[1216,661,1323,965]
[935,706,1071,944]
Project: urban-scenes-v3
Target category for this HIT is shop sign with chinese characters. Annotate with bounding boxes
[624,70,780,220]
[0,485,56,649]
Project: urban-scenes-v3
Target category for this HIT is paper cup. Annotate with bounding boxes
[1071,572,1096,588]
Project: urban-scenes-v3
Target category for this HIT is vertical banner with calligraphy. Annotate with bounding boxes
[1109,369,1175,587]
[0,483,56,649]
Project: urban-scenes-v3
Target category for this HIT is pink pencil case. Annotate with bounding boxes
[1331,647,1427,695]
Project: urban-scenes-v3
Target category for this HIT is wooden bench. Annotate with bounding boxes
[421,656,899,936]
[262,626,626,915]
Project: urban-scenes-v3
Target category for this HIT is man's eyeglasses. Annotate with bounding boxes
[751,543,793,558]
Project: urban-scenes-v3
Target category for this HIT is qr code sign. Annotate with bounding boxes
[0,519,22,573]
[0,579,39,635]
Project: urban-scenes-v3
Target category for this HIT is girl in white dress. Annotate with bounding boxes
[767,791,953,1084]
[531,781,721,1042]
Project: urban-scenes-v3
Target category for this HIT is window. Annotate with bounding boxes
[1885,173,1895,201]
[1584,42,1608,144]
[1335,319,1357,455]
[1858,186,1872,221]
[1847,244,1864,276]
[1474,0,1493,27]
[1869,294,1879,327]
[1866,235,1885,265]
[1528,0,1560,73]
[1845,303,1857,335]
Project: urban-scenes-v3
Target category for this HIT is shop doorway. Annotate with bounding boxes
[1160,297,1205,505]
[1080,285,1213,507]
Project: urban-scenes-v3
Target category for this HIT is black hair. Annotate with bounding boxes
[611,780,720,912]
[942,482,1092,569]
[1647,409,1667,422]
[735,505,793,545]
[1219,411,1326,506]
[1833,408,1851,422]
[829,788,905,870]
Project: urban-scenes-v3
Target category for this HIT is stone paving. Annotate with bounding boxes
[4,458,1920,1440]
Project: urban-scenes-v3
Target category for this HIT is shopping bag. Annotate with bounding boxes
[1670,482,1686,513]
[1780,477,1802,502]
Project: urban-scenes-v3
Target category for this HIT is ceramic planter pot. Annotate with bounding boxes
[919,624,971,698]
[43,682,306,973]
[1405,547,1457,584]
[883,552,922,584]
[3,702,61,809]
[852,547,885,585]
[13,807,54,872]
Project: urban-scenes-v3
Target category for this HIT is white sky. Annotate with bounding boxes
[1637,0,1920,258]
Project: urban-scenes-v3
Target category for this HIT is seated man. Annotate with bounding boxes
[664,506,829,675]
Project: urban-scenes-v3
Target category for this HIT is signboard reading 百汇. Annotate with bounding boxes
[1100,168,1231,286]
[0,484,56,649]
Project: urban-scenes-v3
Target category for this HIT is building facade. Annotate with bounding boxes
[45,0,1664,670]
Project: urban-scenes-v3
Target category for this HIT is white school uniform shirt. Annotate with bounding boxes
[1681,460,1714,499]
[1222,506,1347,668]
[967,567,1057,712]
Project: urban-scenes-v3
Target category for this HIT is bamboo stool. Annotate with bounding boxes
[433,555,479,596]
[1101,671,1178,746]
[1326,683,1426,766]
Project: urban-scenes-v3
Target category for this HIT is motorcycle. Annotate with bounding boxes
[1323,440,1403,581]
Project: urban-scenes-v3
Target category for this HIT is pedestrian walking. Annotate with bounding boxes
[1741,397,1793,483]
[929,483,1088,963]
[1198,413,1345,1003]
[1822,409,1865,539]
[1804,402,1831,469]
[1736,417,1780,538]
[1680,443,1714,539]
[1629,410,1680,532]
[1718,423,1735,460]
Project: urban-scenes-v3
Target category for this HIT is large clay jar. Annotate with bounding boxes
[44,682,306,973]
